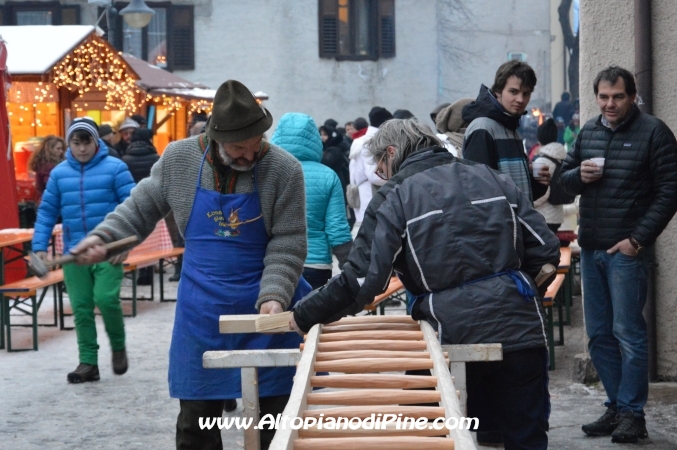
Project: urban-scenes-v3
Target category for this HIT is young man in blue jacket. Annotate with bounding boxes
[32,118,135,383]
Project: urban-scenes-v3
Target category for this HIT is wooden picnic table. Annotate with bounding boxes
[0,227,63,285]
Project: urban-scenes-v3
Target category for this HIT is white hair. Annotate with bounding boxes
[367,119,442,174]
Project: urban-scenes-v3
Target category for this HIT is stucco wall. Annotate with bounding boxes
[579,0,677,378]
[437,0,551,111]
[174,0,551,131]
[651,1,677,379]
[176,0,438,130]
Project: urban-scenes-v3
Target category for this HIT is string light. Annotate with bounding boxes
[48,35,141,113]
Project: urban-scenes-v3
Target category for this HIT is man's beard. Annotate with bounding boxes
[217,143,257,171]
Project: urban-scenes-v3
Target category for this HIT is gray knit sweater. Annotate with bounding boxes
[92,135,307,310]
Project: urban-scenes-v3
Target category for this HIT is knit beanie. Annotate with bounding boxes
[98,123,113,138]
[66,117,99,143]
[119,117,140,132]
[538,118,558,146]
[131,128,154,143]
[368,107,393,128]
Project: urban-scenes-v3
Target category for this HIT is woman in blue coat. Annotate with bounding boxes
[271,113,352,289]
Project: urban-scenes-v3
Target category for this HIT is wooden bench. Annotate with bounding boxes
[0,269,64,351]
[122,247,184,313]
[542,273,565,370]
[363,277,405,315]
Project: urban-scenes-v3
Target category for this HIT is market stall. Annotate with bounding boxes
[0,25,214,206]
[122,53,213,154]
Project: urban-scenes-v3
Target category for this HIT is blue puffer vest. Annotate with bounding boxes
[271,113,352,266]
[33,139,136,253]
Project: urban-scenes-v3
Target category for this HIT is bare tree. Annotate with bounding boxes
[558,0,579,100]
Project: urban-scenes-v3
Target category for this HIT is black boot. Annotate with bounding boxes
[582,406,620,436]
[67,364,100,383]
[611,410,648,443]
[169,255,182,282]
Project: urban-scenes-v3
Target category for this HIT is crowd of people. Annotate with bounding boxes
[22,60,677,450]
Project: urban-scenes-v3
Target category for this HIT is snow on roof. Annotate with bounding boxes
[0,25,95,75]
[122,53,209,91]
[150,87,216,101]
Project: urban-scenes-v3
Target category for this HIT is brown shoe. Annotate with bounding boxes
[67,364,100,383]
[112,349,128,375]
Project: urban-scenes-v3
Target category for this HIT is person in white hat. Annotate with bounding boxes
[114,117,139,157]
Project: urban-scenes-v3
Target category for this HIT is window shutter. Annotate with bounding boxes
[319,0,338,58]
[168,5,194,71]
[378,0,395,58]
[60,5,80,25]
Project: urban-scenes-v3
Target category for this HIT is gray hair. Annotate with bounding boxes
[367,119,442,174]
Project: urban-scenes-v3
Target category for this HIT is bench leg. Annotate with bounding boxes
[0,294,5,350]
[159,258,165,302]
[5,294,39,352]
[557,292,565,346]
[449,362,467,415]
[546,304,555,370]
[32,294,38,351]
[132,269,137,317]
[241,367,261,450]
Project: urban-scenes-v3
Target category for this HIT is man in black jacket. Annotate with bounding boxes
[291,119,560,450]
[560,66,677,444]
[463,61,550,203]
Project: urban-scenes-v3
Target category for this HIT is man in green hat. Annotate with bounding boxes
[71,80,310,449]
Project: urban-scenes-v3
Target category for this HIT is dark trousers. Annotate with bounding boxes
[176,395,289,450]
[302,267,333,290]
[466,347,549,450]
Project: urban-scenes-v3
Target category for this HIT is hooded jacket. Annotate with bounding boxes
[349,126,386,222]
[294,147,560,353]
[560,105,677,249]
[33,140,135,253]
[462,85,547,203]
[271,113,352,267]
[533,142,568,224]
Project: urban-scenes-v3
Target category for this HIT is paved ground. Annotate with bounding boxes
[1,271,676,449]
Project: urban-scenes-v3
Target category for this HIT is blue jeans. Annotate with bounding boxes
[581,249,648,417]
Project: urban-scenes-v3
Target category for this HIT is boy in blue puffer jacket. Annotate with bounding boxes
[271,113,353,289]
[32,118,135,383]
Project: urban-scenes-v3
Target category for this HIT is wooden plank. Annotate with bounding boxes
[322,322,421,333]
[218,313,293,334]
[294,436,454,450]
[307,388,440,405]
[269,324,321,450]
[318,330,423,342]
[302,340,428,352]
[314,357,437,373]
[441,344,503,363]
[203,349,301,369]
[420,321,477,449]
[241,367,260,450]
[303,405,445,420]
[328,315,416,325]
[298,423,448,438]
[315,350,431,362]
[310,374,438,389]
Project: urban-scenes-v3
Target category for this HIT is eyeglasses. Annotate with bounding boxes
[375,152,390,180]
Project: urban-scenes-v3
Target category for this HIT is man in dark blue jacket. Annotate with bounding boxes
[560,66,677,444]
[291,119,560,450]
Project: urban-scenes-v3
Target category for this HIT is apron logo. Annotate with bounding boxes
[208,208,262,238]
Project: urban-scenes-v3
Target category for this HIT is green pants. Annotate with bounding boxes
[63,262,125,365]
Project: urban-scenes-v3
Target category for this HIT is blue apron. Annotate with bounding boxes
[168,149,310,400]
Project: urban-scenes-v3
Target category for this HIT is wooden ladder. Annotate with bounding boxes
[206,314,480,449]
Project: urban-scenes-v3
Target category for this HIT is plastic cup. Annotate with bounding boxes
[590,157,605,174]
[532,160,546,178]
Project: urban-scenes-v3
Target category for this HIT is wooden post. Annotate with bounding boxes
[242,367,260,450]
